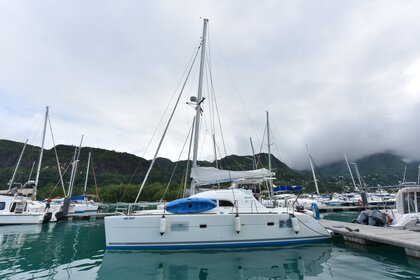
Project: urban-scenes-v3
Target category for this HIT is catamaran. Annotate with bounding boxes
[104,19,332,249]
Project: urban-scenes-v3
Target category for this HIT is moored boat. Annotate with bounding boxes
[104,18,332,250]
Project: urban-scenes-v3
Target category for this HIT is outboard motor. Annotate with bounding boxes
[368,210,387,226]
[354,210,371,224]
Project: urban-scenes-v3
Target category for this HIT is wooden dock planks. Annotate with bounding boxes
[319,219,420,258]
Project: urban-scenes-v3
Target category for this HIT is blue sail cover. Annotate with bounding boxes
[273,185,304,193]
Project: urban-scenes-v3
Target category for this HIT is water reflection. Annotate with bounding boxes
[97,243,333,280]
[0,220,104,279]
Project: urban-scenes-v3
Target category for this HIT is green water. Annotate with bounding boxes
[0,214,419,279]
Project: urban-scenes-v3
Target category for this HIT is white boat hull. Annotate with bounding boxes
[0,213,44,225]
[105,212,331,249]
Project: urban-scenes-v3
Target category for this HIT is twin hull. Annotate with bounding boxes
[105,212,330,249]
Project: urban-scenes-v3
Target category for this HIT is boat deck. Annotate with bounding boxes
[319,219,420,258]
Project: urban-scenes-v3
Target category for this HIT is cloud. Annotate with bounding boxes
[1,0,420,170]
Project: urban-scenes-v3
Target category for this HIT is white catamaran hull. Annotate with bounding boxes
[105,212,331,249]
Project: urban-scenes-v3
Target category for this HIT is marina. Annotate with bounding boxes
[1,214,420,279]
[1,1,420,279]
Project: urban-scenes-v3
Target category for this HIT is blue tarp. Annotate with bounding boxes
[273,185,304,192]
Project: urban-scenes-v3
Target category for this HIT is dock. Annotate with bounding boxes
[319,219,420,258]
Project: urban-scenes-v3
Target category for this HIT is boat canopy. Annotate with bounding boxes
[190,167,274,186]
[273,185,304,193]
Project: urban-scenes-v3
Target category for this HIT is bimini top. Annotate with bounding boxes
[165,197,217,214]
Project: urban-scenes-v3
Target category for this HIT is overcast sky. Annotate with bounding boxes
[1,0,420,170]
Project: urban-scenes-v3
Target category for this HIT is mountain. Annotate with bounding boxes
[2,138,417,201]
[317,152,419,187]
[0,139,301,191]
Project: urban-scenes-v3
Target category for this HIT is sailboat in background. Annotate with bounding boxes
[0,107,60,224]
[104,19,331,249]
[50,138,102,216]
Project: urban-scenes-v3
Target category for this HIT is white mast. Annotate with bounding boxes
[250,137,256,170]
[190,18,208,196]
[68,135,84,197]
[34,106,49,198]
[84,152,91,194]
[344,154,358,191]
[351,162,363,191]
[417,163,420,185]
[402,166,407,184]
[8,139,28,191]
[307,145,320,195]
[266,111,273,198]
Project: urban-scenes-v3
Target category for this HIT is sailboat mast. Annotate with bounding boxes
[352,162,363,191]
[191,18,208,196]
[8,139,28,191]
[344,154,357,191]
[417,163,420,185]
[34,106,49,197]
[266,111,273,198]
[250,137,256,170]
[84,152,91,194]
[402,166,407,184]
[307,145,320,195]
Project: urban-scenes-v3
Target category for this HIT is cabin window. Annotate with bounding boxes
[171,222,188,232]
[0,202,5,210]
[199,224,207,228]
[10,202,17,213]
[267,222,274,226]
[219,200,234,207]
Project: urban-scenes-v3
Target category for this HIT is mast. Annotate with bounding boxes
[351,162,363,191]
[250,137,256,170]
[84,152,91,194]
[8,139,28,191]
[212,134,218,169]
[402,166,407,184]
[190,18,208,196]
[417,163,420,185]
[68,135,84,197]
[34,106,49,198]
[266,111,273,199]
[307,145,320,195]
[344,154,358,191]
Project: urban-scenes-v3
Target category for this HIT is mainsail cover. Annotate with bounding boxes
[190,166,274,186]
